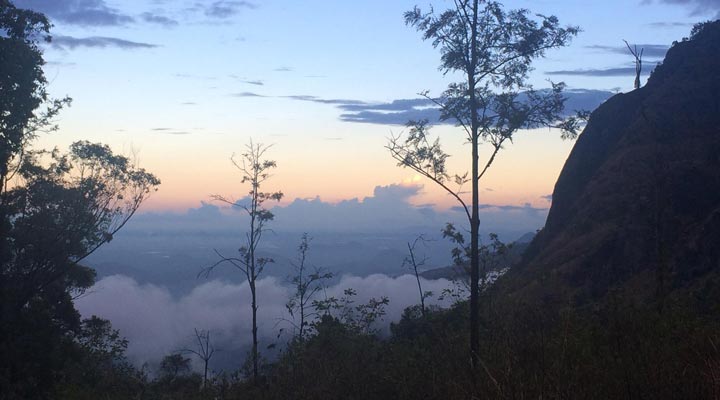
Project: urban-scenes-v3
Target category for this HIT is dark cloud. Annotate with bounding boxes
[14,0,134,26]
[141,12,178,27]
[335,90,613,125]
[546,67,649,77]
[231,92,265,97]
[241,80,264,86]
[230,90,613,125]
[642,0,720,18]
[51,35,159,50]
[586,43,669,58]
[647,21,695,28]
[282,95,368,106]
[151,128,191,135]
[203,1,257,19]
[45,60,77,67]
[477,203,548,213]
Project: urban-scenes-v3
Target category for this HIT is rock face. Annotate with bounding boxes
[503,21,720,306]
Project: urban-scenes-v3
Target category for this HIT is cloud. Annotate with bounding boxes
[141,12,179,27]
[335,90,613,125]
[203,1,257,19]
[51,35,158,50]
[231,90,611,125]
[231,92,265,97]
[14,0,134,26]
[282,95,368,105]
[126,183,548,239]
[273,67,293,72]
[541,194,553,202]
[546,67,650,77]
[241,80,264,86]
[75,274,455,367]
[642,0,720,18]
[586,44,669,58]
[646,21,695,28]
[476,203,548,213]
[150,127,191,135]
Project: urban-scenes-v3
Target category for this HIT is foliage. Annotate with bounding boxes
[312,288,390,336]
[284,233,334,340]
[0,0,50,182]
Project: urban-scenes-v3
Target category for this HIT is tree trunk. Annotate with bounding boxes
[251,280,258,384]
[468,0,481,371]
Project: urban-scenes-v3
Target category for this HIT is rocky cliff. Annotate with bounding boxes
[502,21,720,308]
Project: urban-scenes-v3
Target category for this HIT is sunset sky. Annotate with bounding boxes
[16,0,717,212]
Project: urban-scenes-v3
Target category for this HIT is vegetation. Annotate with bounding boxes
[0,2,159,398]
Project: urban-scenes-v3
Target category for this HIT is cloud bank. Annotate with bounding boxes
[76,274,455,368]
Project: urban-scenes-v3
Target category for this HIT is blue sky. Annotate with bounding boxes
[14,0,719,211]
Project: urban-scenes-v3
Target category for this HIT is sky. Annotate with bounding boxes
[14,0,719,213]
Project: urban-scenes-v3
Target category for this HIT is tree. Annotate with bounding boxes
[183,328,216,389]
[202,140,283,384]
[0,3,160,396]
[623,40,644,89]
[402,235,433,317]
[0,0,50,188]
[285,233,333,340]
[389,0,579,369]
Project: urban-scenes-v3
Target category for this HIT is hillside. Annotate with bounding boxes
[500,20,720,309]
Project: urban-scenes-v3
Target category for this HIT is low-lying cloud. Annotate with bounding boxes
[76,274,455,368]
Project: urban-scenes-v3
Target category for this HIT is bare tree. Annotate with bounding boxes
[285,233,333,340]
[183,328,216,389]
[624,40,644,89]
[390,0,580,370]
[403,235,433,317]
[200,140,283,385]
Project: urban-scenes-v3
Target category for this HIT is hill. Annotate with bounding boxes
[500,20,720,311]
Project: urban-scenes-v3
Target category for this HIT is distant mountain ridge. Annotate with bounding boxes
[500,20,720,307]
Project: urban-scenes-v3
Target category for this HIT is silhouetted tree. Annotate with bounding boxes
[389,0,579,370]
[183,328,216,389]
[403,235,432,316]
[202,140,283,385]
[0,3,160,395]
[624,40,644,89]
[285,233,333,340]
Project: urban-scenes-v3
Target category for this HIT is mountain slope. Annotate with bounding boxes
[500,21,720,307]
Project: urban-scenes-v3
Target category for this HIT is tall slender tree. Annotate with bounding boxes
[389,0,580,369]
[202,140,283,384]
